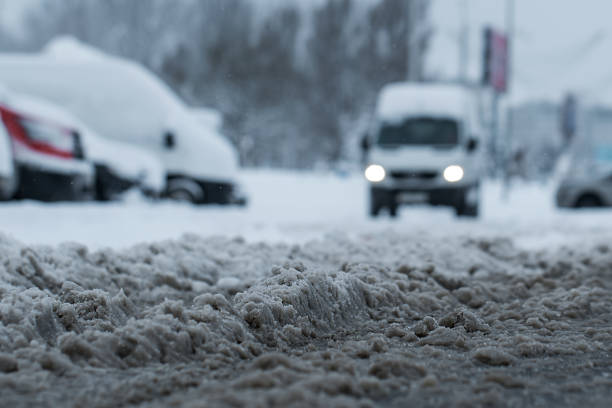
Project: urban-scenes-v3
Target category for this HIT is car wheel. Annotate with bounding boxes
[166,178,204,204]
[168,189,196,202]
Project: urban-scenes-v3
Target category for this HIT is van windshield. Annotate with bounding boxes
[377,118,459,146]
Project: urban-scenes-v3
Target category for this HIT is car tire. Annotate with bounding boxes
[166,178,205,204]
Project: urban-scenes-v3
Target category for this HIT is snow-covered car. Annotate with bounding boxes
[362,82,484,217]
[8,92,164,201]
[0,87,93,201]
[84,132,165,201]
[1,87,163,202]
[0,36,247,205]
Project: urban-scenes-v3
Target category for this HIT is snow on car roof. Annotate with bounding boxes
[376,82,473,123]
[43,35,108,61]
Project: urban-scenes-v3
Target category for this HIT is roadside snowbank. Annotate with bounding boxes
[0,232,610,407]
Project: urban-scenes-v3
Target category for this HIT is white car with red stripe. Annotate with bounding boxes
[0,89,93,201]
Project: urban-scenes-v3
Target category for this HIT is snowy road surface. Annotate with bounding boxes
[0,170,611,249]
[1,170,611,407]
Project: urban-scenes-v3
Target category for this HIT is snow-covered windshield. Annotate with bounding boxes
[377,118,459,147]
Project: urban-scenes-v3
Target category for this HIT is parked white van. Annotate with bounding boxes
[0,37,246,205]
[362,82,484,217]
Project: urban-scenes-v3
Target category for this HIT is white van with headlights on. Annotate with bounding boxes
[362,83,483,217]
[0,37,246,205]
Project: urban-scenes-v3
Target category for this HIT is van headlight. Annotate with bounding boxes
[365,164,386,182]
[443,165,464,183]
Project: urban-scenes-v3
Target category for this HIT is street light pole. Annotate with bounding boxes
[506,0,515,93]
[407,0,427,82]
[406,0,417,81]
[459,0,469,83]
[502,0,515,197]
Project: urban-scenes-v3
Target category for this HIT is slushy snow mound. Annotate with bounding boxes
[0,232,611,407]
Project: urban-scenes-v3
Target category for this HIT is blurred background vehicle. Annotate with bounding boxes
[12,93,166,202]
[83,133,165,202]
[1,86,165,202]
[0,37,246,206]
[0,86,93,201]
[362,83,483,217]
[556,171,612,208]
[556,143,612,208]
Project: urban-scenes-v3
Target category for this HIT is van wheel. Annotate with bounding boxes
[168,189,196,202]
[456,203,479,217]
[575,194,602,208]
[369,201,382,217]
[455,193,479,217]
[389,204,398,218]
[166,178,204,203]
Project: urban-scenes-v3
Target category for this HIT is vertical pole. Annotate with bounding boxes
[505,0,514,94]
[459,0,469,83]
[491,91,499,176]
[502,0,515,198]
[406,0,415,81]
[407,0,423,82]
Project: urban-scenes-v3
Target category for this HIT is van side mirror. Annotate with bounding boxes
[163,131,176,149]
[466,138,478,153]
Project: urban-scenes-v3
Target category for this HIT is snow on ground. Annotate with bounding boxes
[0,169,611,250]
[1,170,612,407]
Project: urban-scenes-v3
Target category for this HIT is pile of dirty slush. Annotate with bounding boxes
[0,231,610,407]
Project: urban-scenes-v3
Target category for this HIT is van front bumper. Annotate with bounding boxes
[371,184,478,208]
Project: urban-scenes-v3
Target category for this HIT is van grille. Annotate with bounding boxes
[390,171,438,180]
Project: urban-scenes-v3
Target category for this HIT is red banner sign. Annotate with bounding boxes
[483,27,508,94]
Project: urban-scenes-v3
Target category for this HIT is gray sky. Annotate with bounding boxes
[0,0,37,38]
[4,0,612,106]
